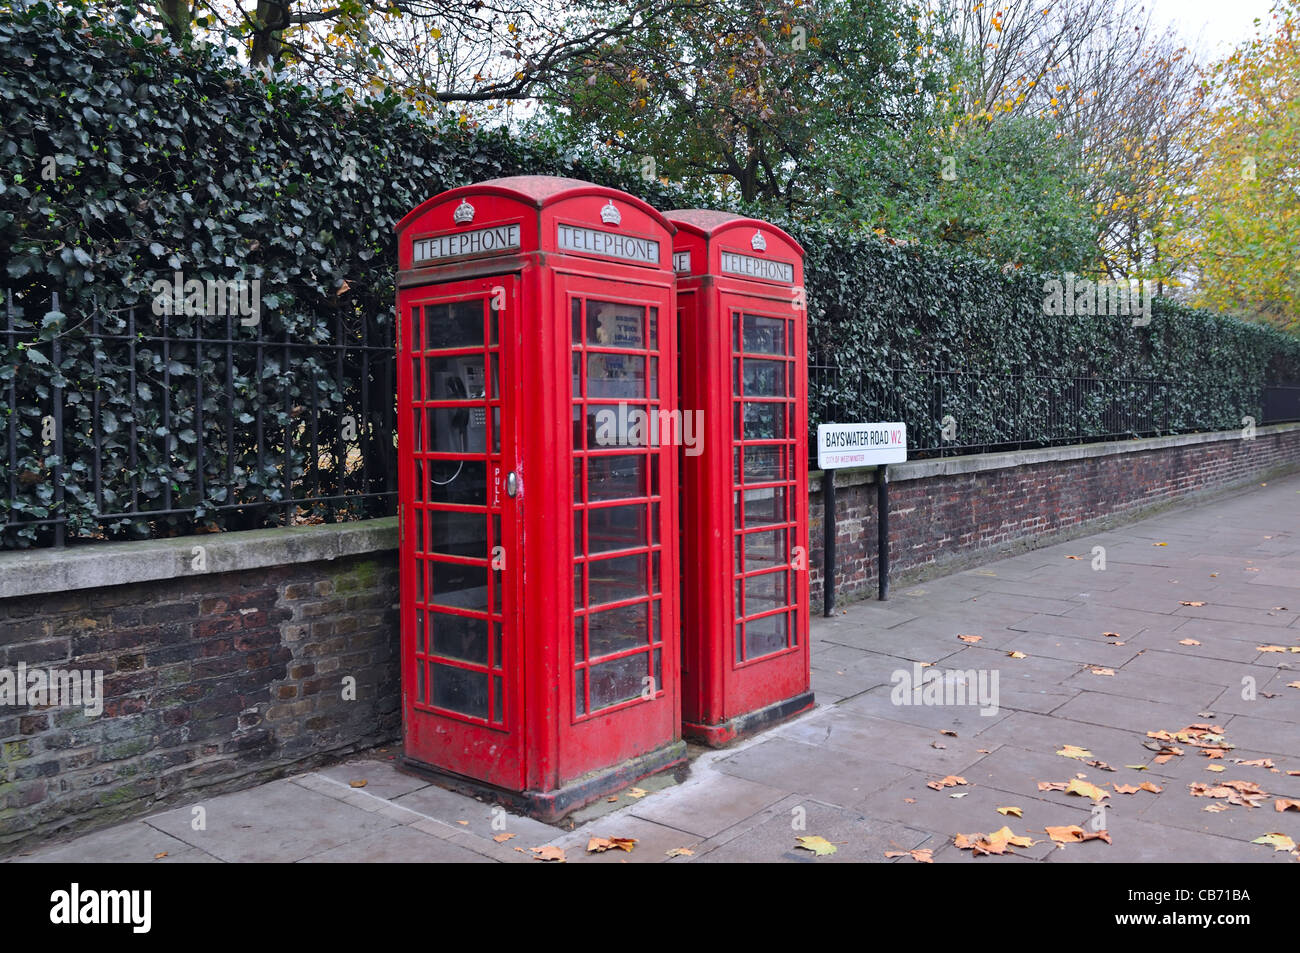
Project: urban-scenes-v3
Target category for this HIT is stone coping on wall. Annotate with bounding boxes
[810,422,1300,487]
[0,517,399,601]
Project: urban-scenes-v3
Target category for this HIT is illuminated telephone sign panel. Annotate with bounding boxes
[395,177,683,819]
[667,209,813,746]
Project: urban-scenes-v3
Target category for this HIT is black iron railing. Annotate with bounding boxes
[2,290,396,549]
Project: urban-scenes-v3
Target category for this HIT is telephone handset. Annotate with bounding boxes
[430,357,487,488]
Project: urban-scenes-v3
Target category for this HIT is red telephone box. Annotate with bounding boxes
[669,210,813,746]
[395,177,684,819]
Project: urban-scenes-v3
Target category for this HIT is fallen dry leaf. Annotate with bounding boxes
[926,775,967,791]
[1179,601,1205,607]
[795,835,837,856]
[1275,800,1300,813]
[493,833,517,843]
[1207,764,1226,773]
[1090,667,1115,677]
[1257,645,1289,653]
[957,634,982,643]
[996,806,1024,817]
[626,787,648,799]
[1236,758,1275,768]
[940,729,958,737]
[1286,682,1300,690]
[529,846,567,862]
[1065,778,1110,803]
[1084,760,1116,772]
[1203,803,1230,812]
[587,836,637,853]
[1251,832,1296,852]
[665,847,694,857]
[954,826,1035,856]
[154,852,168,859]
[1178,639,1201,646]
[1057,744,1093,760]
[884,848,934,863]
[1008,651,1028,659]
[1103,632,1122,638]
[1044,825,1111,845]
[349,780,368,788]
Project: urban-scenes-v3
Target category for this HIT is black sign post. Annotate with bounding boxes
[823,470,836,617]
[877,465,890,601]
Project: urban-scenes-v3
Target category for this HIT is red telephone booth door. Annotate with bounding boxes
[559,273,679,780]
[399,274,524,790]
[727,298,810,713]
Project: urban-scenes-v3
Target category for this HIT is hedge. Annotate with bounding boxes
[1,1,1298,547]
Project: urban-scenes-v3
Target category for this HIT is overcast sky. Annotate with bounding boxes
[1145,0,1279,55]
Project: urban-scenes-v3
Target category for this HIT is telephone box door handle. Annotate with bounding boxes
[506,471,518,497]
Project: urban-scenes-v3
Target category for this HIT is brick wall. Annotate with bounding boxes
[808,426,1300,606]
[2,425,1297,855]
[0,552,398,854]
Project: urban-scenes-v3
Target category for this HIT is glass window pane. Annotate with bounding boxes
[429,611,489,664]
[587,504,647,554]
[587,301,644,349]
[744,570,789,615]
[743,359,785,397]
[743,314,786,354]
[745,612,788,660]
[742,528,787,569]
[586,403,649,450]
[426,461,486,506]
[430,663,488,718]
[740,401,786,440]
[587,552,648,606]
[588,602,650,658]
[427,510,487,559]
[425,355,485,401]
[740,486,787,528]
[588,454,645,500]
[742,446,783,483]
[429,561,489,611]
[589,653,645,711]
[425,301,483,351]
[429,403,486,454]
[586,353,646,400]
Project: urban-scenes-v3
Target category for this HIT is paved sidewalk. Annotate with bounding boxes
[13,476,1300,863]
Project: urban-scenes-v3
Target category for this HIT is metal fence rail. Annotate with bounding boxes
[2,290,396,549]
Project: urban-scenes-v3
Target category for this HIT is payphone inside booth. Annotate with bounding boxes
[395,177,685,819]
[669,209,813,746]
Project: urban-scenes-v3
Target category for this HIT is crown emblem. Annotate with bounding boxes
[600,200,622,226]
[453,199,475,224]
[751,230,767,252]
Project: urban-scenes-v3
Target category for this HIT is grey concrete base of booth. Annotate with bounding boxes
[398,741,690,824]
[683,690,816,748]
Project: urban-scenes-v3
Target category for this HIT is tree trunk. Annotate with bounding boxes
[250,1,292,67]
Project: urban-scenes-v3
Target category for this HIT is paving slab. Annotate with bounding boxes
[691,799,934,864]
[627,772,789,838]
[12,822,217,864]
[143,779,398,863]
